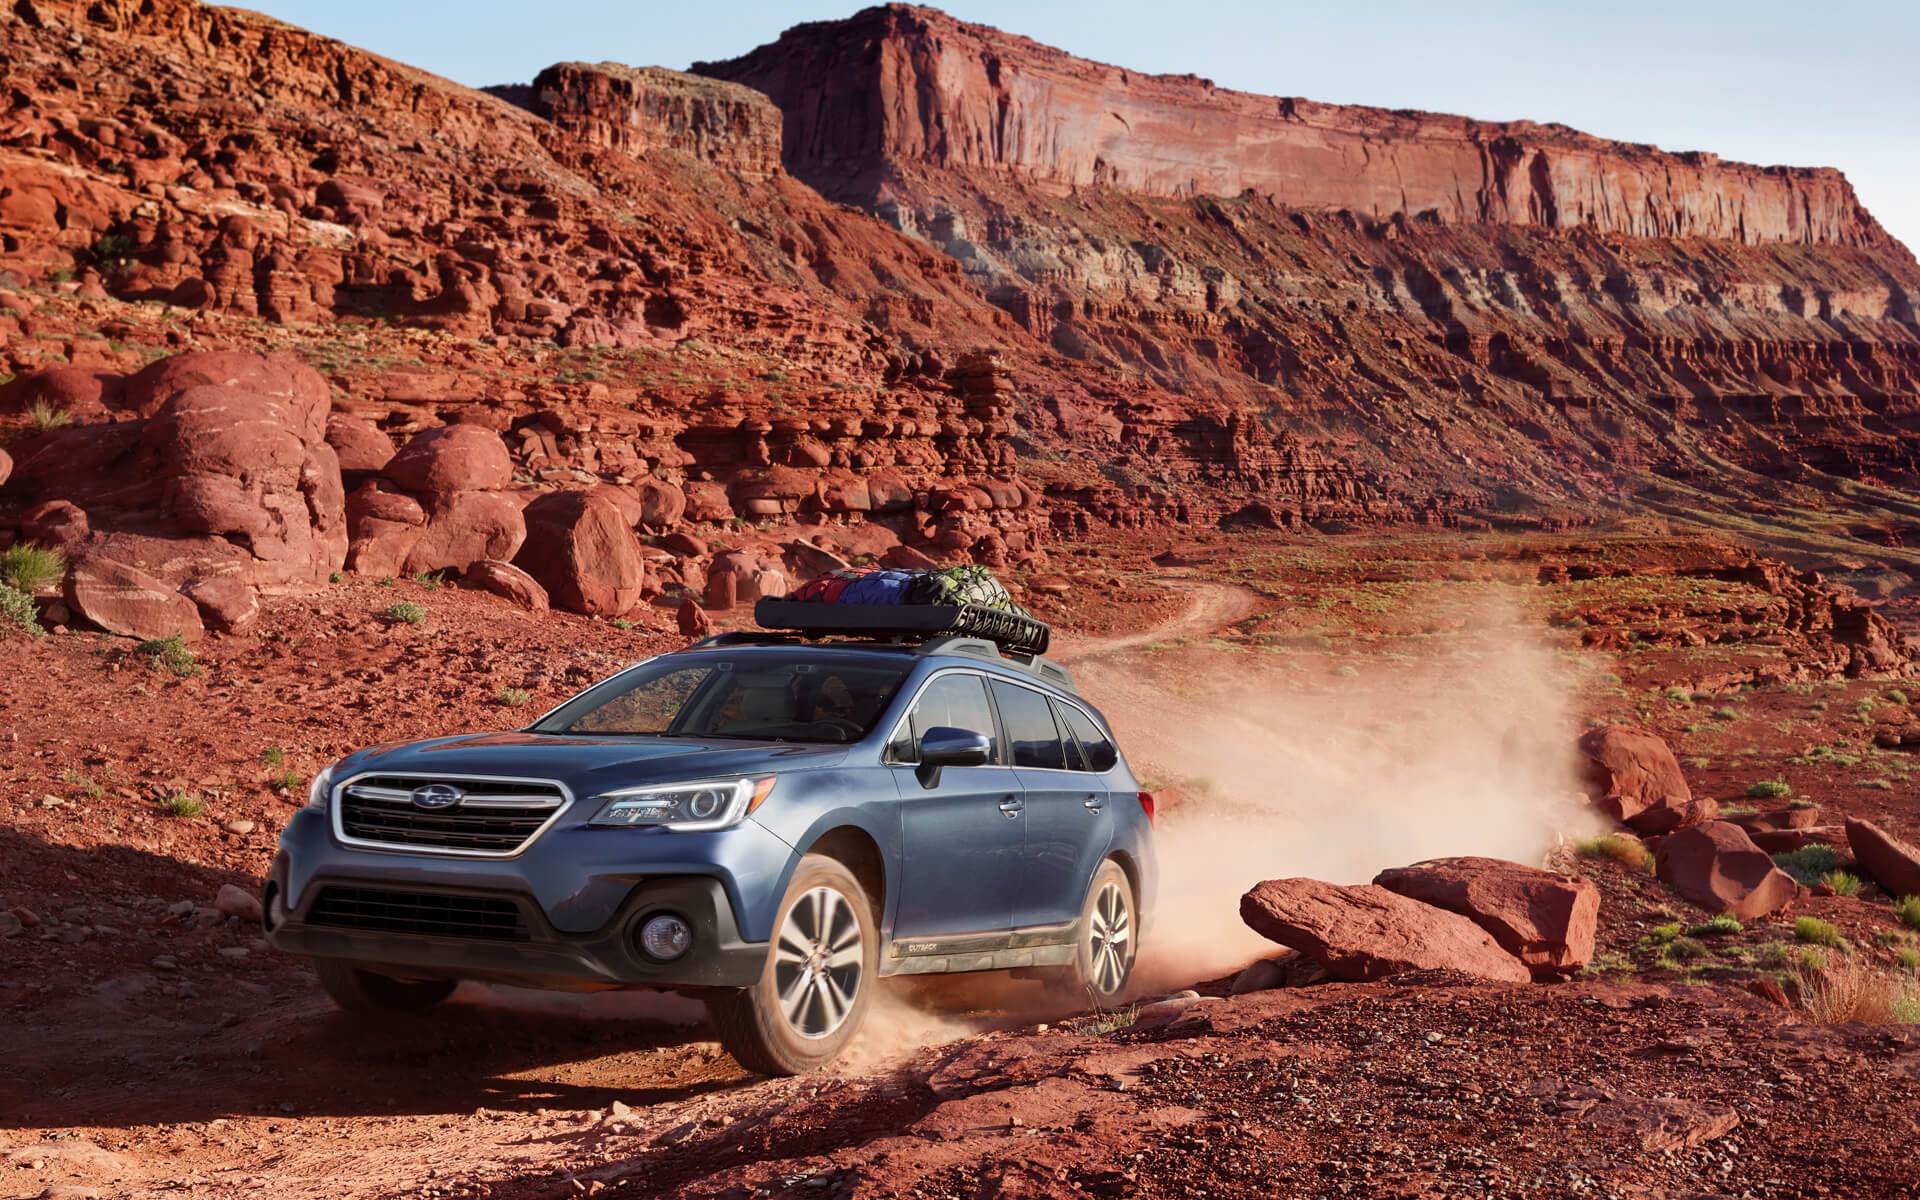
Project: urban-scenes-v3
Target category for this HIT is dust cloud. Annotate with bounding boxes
[1083,610,1610,991]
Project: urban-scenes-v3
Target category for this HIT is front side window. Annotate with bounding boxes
[889,673,998,764]
[534,653,912,744]
[990,680,1067,770]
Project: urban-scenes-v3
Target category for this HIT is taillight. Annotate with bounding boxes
[1137,791,1156,826]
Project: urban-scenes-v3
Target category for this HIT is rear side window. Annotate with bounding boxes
[990,680,1067,770]
[1059,704,1119,772]
[890,673,998,764]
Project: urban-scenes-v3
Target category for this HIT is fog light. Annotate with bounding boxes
[639,914,693,961]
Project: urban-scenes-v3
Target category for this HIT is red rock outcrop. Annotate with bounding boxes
[1577,726,1716,834]
[1844,819,1920,900]
[706,6,1884,248]
[514,491,646,616]
[1372,857,1597,979]
[521,64,783,173]
[1654,822,1799,919]
[1239,877,1532,984]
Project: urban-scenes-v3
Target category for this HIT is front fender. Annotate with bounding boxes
[746,766,901,936]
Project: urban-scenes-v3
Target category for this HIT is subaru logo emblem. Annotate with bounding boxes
[410,783,464,810]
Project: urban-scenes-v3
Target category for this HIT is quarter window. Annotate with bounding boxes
[1059,704,1119,773]
[990,680,1067,770]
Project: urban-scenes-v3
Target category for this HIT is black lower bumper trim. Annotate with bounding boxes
[264,854,765,990]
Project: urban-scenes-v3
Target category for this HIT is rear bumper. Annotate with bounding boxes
[263,855,767,991]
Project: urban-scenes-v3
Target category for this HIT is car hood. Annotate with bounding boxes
[334,731,851,798]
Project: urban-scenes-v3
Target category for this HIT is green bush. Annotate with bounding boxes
[261,746,285,767]
[0,583,43,639]
[1746,779,1793,800]
[136,633,198,677]
[158,791,204,818]
[383,601,426,625]
[1667,936,1709,962]
[1898,947,1920,973]
[1795,916,1844,949]
[0,543,65,593]
[1896,896,1920,931]
[1823,871,1864,897]
[1774,844,1841,885]
[1688,915,1743,938]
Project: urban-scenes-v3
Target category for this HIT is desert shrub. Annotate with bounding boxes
[1710,707,1739,721]
[1574,833,1653,873]
[158,791,204,818]
[0,544,64,593]
[1859,779,1894,791]
[1895,896,1920,931]
[1791,956,1920,1025]
[1646,922,1682,945]
[383,601,425,625]
[25,399,71,430]
[496,687,532,707]
[1823,871,1864,897]
[268,770,302,792]
[0,584,43,639]
[1795,916,1844,948]
[1756,942,1791,969]
[1667,936,1709,962]
[1664,686,1692,704]
[136,633,198,677]
[261,746,285,767]
[1688,915,1743,938]
[1746,779,1793,800]
[411,570,444,590]
[1774,844,1841,885]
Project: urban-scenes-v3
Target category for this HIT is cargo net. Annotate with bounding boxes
[760,565,1052,656]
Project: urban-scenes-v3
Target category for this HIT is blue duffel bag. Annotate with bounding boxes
[837,569,914,605]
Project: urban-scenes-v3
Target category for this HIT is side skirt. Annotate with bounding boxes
[879,920,1078,977]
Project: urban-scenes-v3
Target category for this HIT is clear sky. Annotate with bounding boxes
[233,1,1920,253]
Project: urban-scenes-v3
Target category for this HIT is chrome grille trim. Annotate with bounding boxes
[331,772,575,858]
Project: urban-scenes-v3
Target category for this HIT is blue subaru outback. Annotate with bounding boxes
[264,611,1155,1074]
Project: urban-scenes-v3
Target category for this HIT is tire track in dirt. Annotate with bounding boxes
[1051,577,1261,664]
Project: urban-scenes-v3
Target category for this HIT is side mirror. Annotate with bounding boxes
[915,725,991,788]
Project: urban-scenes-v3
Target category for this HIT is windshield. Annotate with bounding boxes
[531,652,914,744]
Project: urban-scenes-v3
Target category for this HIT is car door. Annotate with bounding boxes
[991,680,1111,932]
[886,671,1022,941]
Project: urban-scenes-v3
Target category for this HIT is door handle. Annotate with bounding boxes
[1083,793,1105,813]
[998,795,1024,818]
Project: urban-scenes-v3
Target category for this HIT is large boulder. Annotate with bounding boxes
[704,549,788,612]
[1577,725,1715,834]
[464,559,548,612]
[65,555,204,642]
[514,491,645,615]
[1239,878,1532,984]
[344,482,426,578]
[631,477,686,529]
[0,366,124,421]
[1372,857,1598,979]
[1845,819,1920,899]
[1655,822,1799,919]
[325,414,397,473]
[403,491,526,575]
[123,350,328,440]
[383,424,512,495]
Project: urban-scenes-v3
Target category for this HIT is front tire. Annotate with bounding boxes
[1049,860,1137,1008]
[708,854,876,1075]
[312,957,456,1014]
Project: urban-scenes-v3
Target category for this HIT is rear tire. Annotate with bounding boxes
[709,854,877,1076]
[312,957,456,1014]
[1046,860,1137,1009]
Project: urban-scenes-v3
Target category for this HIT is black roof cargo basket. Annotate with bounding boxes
[752,598,1052,657]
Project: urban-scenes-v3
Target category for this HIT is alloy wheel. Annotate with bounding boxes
[1088,880,1133,995]
[771,885,864,1039]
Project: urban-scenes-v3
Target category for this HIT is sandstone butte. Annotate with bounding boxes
[2,0,1920,603]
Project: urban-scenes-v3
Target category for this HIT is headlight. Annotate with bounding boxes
[589,777,775,832]
[307,764,336,811]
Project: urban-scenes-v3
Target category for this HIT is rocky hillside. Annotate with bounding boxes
[700,4,1920,574]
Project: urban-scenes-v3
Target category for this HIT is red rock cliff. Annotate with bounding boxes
[526,63,784,173]
[701,4,1893,249]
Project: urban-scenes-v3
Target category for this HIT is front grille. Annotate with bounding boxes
[337,775,567,855]
[308,885,528,940]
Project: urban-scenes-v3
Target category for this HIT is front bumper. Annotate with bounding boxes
[262,806,790,990]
